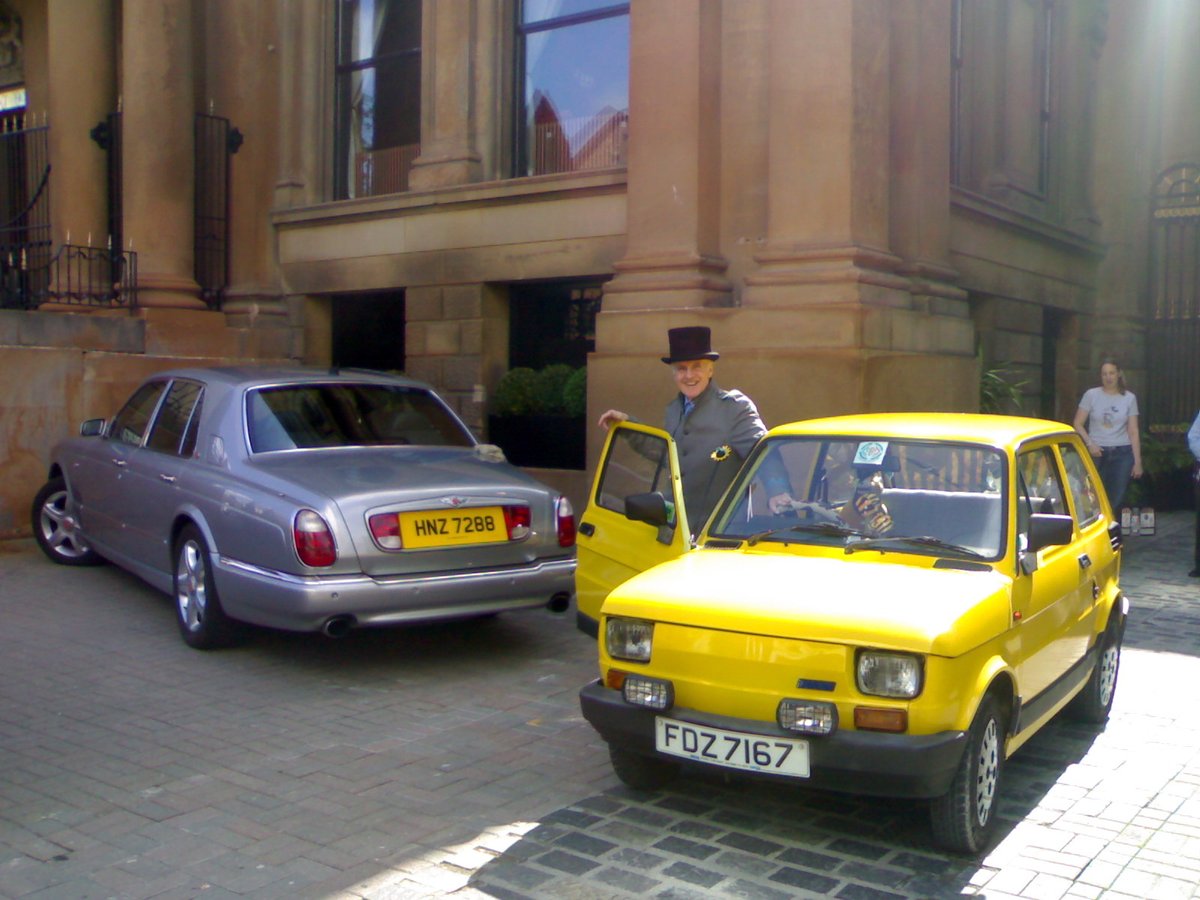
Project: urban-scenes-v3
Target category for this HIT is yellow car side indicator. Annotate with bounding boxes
[854,707,908,733]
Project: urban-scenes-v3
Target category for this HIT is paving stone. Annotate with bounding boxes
[4,513,1200,899]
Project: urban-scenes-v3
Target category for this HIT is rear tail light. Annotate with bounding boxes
[294,510,337,567]
[368,513,402,550]
[503,505,531,540]
[557,496,576,547]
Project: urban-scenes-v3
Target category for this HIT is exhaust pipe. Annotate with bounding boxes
[322,615,356,638]
[546,593,571,614]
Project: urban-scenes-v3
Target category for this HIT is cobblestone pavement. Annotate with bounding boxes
[1,512,1198,899]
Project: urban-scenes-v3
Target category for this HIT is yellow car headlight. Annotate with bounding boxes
[606,617,654,662]
[856,650,923,699]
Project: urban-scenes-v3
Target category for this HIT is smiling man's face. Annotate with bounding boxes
[673,359,714,401]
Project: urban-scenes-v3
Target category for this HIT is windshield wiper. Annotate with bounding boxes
[842,535,986,558]
[745,521,863,547]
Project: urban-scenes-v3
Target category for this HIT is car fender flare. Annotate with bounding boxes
[1096,590,1129,640]
[960,658,1016,736]
[169,506,220,563]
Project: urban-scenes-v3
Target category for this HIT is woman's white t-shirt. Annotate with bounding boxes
[1078,387,1138,447]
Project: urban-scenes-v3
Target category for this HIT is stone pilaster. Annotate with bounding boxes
[121,0,203,309]
[407,0,483,190]
[602,0,731,310]
[744,0,906,308]
[46,0,114,250]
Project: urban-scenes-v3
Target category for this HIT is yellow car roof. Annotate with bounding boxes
[768,413,1074,447]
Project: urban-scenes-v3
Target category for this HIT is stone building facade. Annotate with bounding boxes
[0,0,1197,535]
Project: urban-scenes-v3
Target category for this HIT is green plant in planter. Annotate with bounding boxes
[492,367,539,415]
[979,360,1028,414]
[1121,431,1195,509]
[532,364,575,415]
[563,367,586,418]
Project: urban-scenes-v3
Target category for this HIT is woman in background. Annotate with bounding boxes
[1073,358,1142,511]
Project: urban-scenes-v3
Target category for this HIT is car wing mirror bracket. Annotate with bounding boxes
[1020,514,1074,574]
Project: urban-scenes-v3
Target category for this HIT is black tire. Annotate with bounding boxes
[30,477,104,567]
[1069,618,1122,724]
[609,746,679,791]
[930,694,1006,854]
[173,525,239,649]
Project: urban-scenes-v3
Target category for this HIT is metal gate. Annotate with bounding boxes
[1146,163,1200,432]
[0,113,51,309]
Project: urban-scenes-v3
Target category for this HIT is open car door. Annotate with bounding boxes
[575,421,692,636]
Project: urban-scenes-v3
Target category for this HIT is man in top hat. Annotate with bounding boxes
[598,326,789,533]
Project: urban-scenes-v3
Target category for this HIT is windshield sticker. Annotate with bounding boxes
[853,441,888,466]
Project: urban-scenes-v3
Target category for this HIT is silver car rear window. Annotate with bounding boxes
[246,384,473,452]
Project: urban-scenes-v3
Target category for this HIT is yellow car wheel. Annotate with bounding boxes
[930,694,1005,854]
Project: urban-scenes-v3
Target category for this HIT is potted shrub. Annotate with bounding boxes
[488,365,586,470]
[1124,431,1195,511]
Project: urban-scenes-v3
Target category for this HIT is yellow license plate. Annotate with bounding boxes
[398,507,507,548]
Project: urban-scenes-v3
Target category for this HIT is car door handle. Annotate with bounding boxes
[579,521,595,537]
[159,474,177,484]
[111,458,127,468]
[1078,553,1092,570]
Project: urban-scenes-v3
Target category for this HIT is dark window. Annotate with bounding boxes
[509,280,602,369]
[109,382,168,447]
[334,0,421,199]
[246,384,473,452]
[332,291,406,371]
[146,380,204,456]
[515,1,629,177]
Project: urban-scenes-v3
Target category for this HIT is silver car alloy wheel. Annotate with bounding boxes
[176,538,208,633]
[974,715,1000,828]
[38,487,92,560]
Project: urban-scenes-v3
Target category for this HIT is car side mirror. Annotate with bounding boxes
[80,418,106,437]
[624,491,674,528]
[1020,514,1074,575]
[1025,513,1074,561]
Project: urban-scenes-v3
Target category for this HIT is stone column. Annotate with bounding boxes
[407,0,483,190]
[202,0,287,326]
[887,0,964,308]
[46,0,114,251]
[275,0,327,208]
[743,0,905,308]
[602,0,730,310]
[121,0,204,309]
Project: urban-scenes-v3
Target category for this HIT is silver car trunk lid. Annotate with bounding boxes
[248,446,563,576]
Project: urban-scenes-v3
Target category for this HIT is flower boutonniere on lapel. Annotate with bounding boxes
[710,444,733,462]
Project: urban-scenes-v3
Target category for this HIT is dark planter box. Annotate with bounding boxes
[487,414,586,471]
[1143,467,1196,511]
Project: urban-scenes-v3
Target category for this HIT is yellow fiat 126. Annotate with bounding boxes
[576,414,1127,854]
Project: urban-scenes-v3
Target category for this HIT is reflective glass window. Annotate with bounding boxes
[516,1,629,176]
[334,0,422,199]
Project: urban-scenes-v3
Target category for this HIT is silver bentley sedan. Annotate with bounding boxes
[32,366,577,649]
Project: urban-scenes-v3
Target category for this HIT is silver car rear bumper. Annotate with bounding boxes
[212,554,576,632]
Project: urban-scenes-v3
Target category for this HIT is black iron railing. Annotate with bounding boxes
[1,242,138,310]
[195,113,242,308]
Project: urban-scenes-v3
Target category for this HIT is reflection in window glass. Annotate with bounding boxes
[146,381,204,456]
[247,384,473,452]
[516,2,629,176]
[713,437,1006,559]
[595,428,673,519]
[334,0,421,199]
[109,382,168,447]
[1059,443,1102,525]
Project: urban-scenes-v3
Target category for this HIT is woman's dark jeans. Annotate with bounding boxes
[1096,444,1134,511]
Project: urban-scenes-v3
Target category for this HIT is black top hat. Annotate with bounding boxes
[661,326,720,364]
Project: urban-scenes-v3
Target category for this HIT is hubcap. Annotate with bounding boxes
[176,540,207,632]
[1097,643,1119,707]
[40,489,91,559]
[974,717,1000,827]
